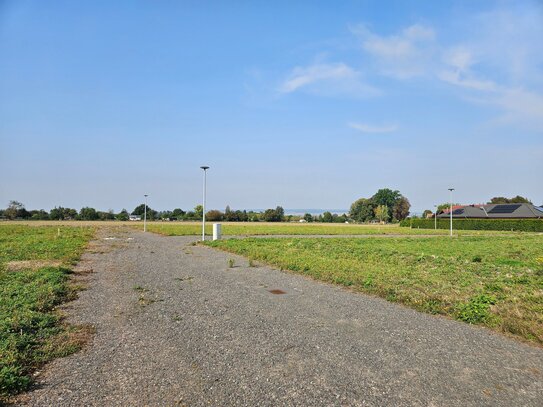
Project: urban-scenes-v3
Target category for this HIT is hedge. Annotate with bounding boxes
[400,218,543,232]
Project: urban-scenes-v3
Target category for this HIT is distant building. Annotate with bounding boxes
[129,215,141,221]
[437,203,543,219]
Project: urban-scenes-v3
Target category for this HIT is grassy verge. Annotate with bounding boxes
[0,225,94,401]
[142,221,509,236]
[206,235,543,345]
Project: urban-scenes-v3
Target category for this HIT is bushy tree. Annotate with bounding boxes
[172,208,185,219]
[321,211,333,223]
[116,209,129,221]
[392,196,410,221]
[350,198,375,222]
[30,209,49,220]
[49,206,77,220]
[303,213,313,222]
[79,207,99,220]
[4,200,30,219]
[262,206,284,222]
[422,209,433,218]
[489,195,531,204]
[132,204,157,220]
[206,210,224,221]
[374,205,389,223]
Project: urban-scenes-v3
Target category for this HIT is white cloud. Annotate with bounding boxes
[278,62,379,97]
[348,122,398,133]
[438,70,497,91]
[352,23,436,78]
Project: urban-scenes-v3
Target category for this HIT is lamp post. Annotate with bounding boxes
[144,194,148,232]
[448,188,455,237]
[434,204,438,230]
[200,166,209,241]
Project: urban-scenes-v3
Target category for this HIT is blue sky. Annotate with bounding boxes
[1,0,542,213]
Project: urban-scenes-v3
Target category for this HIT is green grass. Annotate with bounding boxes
[206,235,543,345]
[144,221,509,236]
[0,225,94,401]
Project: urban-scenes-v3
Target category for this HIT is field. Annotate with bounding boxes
[0,225,94,400]
[137,221,510,236]
[206,235,543,345]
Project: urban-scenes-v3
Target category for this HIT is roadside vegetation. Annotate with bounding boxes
[206,235,543,345]
[0,225,94,401]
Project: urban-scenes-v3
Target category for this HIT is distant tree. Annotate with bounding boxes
[488,195,531,204]
[172,208,186,219]
[392,196,411,221]
[437,203,459,213]
[116,209,129,221]
[322,211,333,223]
[49,206,77,220]
[132,204,157,220]
[303,213,313,222]
[30,209,50,220]
[261,206,284,222]
[489,196,509,204]
[350,198,375,223]
[371,189,401,220]
[422,209,433,218]
[510,195,531,203]
[206,210,224,221]
[194,205,203,218]
[79,207,99,220]
[374,205,389,223]
[97,210,115,221]
[4,200,30,219]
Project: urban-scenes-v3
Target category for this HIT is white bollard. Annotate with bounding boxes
[213,223,222,241]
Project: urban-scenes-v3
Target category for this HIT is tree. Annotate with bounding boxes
[132,204,157,220]
[261,206,284,222]
[422,209,433,218]
[392,196,410,221]
[437,203,459,213]
[49,206,77,220]
[303,213,313,222]
[206,210,224,221]
[488,195,531,204]
[322,211,333,223]
[374,205,389,223]
[194,205,203,218]
[172,208,185,219]
[4,200,30,219]
[116,209,129,221]
[371,189,401,220]
[30,209,49,220]
[79,207,99,220]
[349,198,375,222]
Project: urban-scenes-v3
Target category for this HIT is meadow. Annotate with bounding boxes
[0,225,94,401]
[206,235,543,345]
[138,221,508,236]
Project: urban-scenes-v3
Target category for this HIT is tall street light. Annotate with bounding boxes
[448,188,455,237]
[200,166,209,241]
[144,194,148,232]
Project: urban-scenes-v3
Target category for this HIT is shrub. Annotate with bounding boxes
[400,218,543,232]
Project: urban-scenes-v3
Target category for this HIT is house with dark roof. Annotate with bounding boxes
[437,203,543,219]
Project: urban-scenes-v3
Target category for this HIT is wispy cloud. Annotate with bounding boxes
[351,23,436,79]
[348,122,398,133]
[278,62,379,97]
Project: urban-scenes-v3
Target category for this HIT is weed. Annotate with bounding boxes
[456,294,497,324]
[248,259,256,267]
[228,259,235,268]
[472,255,483,263]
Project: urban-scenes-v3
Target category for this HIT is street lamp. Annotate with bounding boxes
[144,194,148,232]
[434,204,438,230]
[200,166,209,241]
[448,188,455,237]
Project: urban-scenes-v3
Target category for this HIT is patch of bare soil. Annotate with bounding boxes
[6,260,63,272]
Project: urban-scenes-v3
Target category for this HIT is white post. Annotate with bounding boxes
[213,223,222,240]
[448,188,454,237]
[144,194,148,232]
[200,166,209,241]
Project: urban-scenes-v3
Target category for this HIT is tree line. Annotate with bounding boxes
[1,189,411,224]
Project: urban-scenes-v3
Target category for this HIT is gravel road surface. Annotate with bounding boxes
[20,229,543,406]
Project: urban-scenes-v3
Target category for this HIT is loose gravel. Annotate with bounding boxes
[19,229,543,406]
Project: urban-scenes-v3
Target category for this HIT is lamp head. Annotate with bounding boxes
[200,166,210,170]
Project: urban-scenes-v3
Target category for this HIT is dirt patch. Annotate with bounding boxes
[6,260,63,272]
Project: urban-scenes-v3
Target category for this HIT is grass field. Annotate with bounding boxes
[139,221,512,236]
[206,235,543,345]
[0,225,94,401]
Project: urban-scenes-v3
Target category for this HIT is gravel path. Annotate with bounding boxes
[20,229,543,406]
